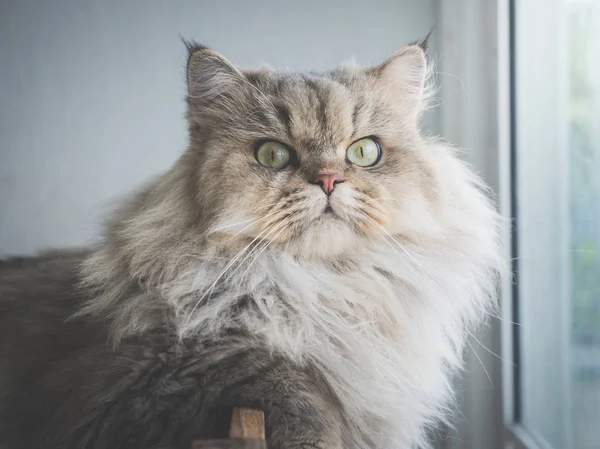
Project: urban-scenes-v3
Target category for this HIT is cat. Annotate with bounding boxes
[0,39,502,449]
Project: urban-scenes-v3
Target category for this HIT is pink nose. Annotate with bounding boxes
[312,173,341,196]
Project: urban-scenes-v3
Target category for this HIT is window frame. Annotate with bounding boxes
[504,0,574,447]
[436,0,572,448]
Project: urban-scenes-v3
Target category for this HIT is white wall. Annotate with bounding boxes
[0,0,435,256]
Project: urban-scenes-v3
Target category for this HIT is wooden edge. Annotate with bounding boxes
[228,408,265,440]
[191,438,266,449]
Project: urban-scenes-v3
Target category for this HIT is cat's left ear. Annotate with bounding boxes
[372,44,429,116]
[183,40,248,122]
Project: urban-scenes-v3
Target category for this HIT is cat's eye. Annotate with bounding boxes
[255,141,291,170]
[346,138,381,167]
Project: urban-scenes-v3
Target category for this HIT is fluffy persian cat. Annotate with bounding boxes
[0,39,502,449]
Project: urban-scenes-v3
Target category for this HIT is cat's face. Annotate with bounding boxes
[186,44,437,259]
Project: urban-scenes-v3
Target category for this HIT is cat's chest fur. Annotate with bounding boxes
[172,244,458,447]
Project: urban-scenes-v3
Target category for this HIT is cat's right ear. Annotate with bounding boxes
[184,40,246,117]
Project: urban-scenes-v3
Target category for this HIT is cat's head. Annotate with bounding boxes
[185,41,440,259]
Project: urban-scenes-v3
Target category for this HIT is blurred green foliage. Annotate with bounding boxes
[569,3,600,343]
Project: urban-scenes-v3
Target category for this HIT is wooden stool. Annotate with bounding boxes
[190,408,266,449]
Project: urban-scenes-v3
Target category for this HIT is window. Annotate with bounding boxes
[508,0,600,447]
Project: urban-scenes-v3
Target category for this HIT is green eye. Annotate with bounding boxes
[346,138,381,167]
[255,141,291,170]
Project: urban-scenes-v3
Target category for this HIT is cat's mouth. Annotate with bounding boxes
[319,204,341,220]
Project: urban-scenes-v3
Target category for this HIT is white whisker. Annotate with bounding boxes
[467,331,513,365]
[179,220,281,334]
[366,216,439,285]
[232,212,301,298]
[207,203,281,234]
[222,211,283,242]
[241,215,297,277]
[360,217,421,280]
[485,311,521,327]
[466,339,494,388]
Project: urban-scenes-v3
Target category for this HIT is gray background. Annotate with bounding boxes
[0,0,435,256]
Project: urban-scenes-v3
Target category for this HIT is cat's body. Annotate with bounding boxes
[0,42,502,449]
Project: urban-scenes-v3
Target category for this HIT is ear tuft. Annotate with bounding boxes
[181,38,210,77]
[408,26,434,53]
